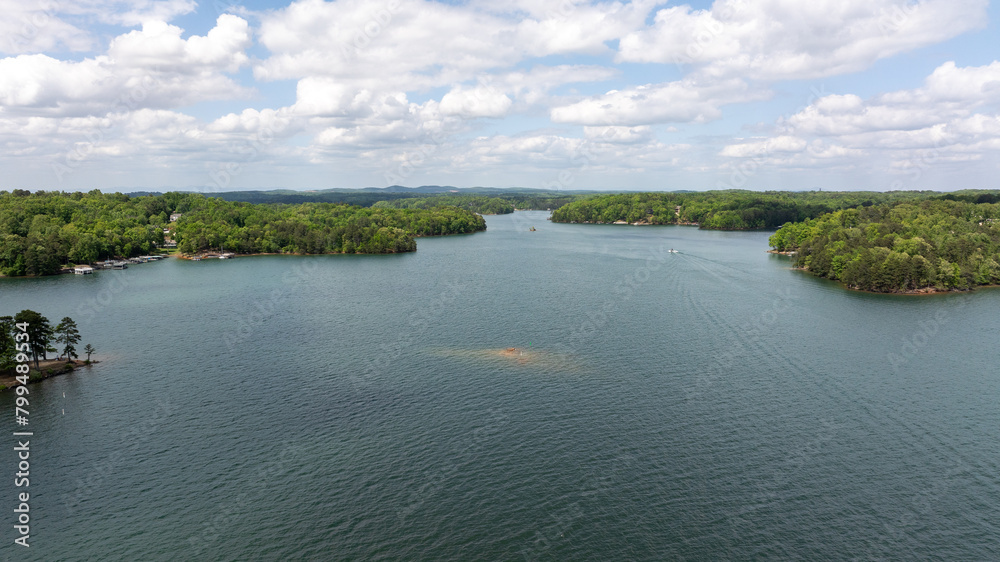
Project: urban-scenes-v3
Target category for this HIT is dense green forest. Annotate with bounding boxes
[549,190,940,229]
[372,195,515,214]
[0,190,486,276]
[0,189,165,276]
[501,194,587,210]
[215,189,435,207]
[769,200,1000,292]
[173,197,485,255]
[369,193,587,213]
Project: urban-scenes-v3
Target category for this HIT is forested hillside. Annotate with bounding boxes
[371,193,587,213]
[0,190,486,276]
[769,200,1000,292]
[213,187,586,211]
[0,189,165,276]
[549,190,937,229]
[372,195,514,214]
[173,198,485,255]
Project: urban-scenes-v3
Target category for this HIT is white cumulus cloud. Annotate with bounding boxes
[440,86,512,118]
[0,15,252,117]
[618,0,988,81]
[550,77,769,125]
[718,61,1000,183]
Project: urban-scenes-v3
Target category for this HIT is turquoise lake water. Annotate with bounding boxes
[1,210,998,560]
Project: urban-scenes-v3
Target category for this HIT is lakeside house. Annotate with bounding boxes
[169,213,182,222]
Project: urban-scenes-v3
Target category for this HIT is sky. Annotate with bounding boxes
[2,0,999,192]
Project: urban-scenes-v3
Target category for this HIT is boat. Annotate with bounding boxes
[529,226,536,231]
[668,249,678,253]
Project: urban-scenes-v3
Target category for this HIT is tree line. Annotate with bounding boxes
[548,190,943,229]
[0,189,166,276]
[370,193,590,213]
[0,190,487,275]
[172,197,486,255]
[769,199,1000,292]
[372,195,515,214]
[1,311,93,374]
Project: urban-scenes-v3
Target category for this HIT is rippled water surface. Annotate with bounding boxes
[2,211,998,560]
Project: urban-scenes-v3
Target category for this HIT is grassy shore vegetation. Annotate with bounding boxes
[0,190,486,275]
[549,190,939,229]
[769,199,1000,292]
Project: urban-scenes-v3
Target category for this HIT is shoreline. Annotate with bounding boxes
[0,253,173,278]
[783,262,998,295]
[552,220,701,227]
[177,250,412,260]
[177,230,486,260]
[0,359,96,391]
[551,220,781,230]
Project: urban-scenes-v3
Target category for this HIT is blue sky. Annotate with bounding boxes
[2,0,999,192]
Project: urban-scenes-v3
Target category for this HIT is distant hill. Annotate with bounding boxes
[117,186,595,207]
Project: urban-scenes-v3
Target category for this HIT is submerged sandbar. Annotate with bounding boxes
[433,346,581,372]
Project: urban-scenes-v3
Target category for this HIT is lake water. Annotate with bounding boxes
[2,210,999,560]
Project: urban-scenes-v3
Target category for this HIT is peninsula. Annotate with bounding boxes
[0,311,94,390]
[769,197,1000,293]
[0,190,487,276]
[548,190,948,229]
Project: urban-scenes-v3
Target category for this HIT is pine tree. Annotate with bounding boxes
[55,317,81,361]
[13,310,53,368]
[0,316,15,372]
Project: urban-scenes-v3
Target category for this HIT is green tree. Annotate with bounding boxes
[55,317,81,360]
[13,310,53,368]
[0,316,15,372]
[771,198,1000,292]
[84,343,95,362]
